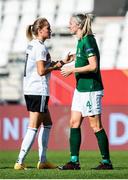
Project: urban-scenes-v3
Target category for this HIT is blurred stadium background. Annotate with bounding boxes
[0,0,128,151]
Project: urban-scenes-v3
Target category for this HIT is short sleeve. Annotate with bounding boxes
[35,43,47,62]
[84,36,96,58]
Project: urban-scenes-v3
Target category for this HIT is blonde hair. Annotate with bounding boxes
[72,13,93,37]
[26,17,49,40]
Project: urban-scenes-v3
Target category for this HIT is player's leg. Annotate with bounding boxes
[69,111,83,163]
[88,114,113,170]
[59,89,84,170]
[37,110,57,169]
[14,111,41,170]
[38,111,52,163]
[59,111,83,170]
[88,90,113,170]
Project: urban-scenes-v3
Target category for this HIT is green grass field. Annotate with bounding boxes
[0,150,128,179]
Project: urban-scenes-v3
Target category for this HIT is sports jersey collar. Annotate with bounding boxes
[35,38,44,44]
[38,40,44,44]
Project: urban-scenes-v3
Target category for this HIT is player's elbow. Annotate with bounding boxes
[93,66,98,73]
[37,69,45,76]
[89,56,98,73]
[91,64,98,73]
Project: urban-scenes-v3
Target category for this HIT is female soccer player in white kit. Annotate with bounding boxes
[14,17,61,170]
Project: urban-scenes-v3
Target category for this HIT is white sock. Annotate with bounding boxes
[38,125,51,163]
[17,127,37,164]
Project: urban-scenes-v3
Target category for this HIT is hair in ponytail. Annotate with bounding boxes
[26,17,49,41]
[72,13,93,37]
[26,25,33,40]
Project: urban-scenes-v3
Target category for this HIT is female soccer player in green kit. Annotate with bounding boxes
[59,13,113,170]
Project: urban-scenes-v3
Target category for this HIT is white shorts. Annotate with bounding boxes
[71,89,104,117]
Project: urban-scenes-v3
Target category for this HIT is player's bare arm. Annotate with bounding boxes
[36,60,62,76]
[61,55,97,77]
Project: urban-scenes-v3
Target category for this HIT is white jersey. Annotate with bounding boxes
[23,39,51,96]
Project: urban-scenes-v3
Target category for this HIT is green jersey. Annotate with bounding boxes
[75,34,104,92]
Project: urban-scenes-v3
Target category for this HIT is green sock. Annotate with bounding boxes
[69,128,81,162]
[95,129,110,162]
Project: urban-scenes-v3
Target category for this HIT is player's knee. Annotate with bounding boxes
[89,122,97,131]
[48,121,52,126]
[43,119,53,126]
[45,122,52,127]
[70,119,80,128]
[90,123,102,132]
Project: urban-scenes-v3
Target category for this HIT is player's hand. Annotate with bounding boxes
[60,66,73,77]
[53,61,62,70]
[62,52,74,64]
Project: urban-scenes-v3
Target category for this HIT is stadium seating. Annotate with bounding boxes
[75,0,94,13]
[12,14,36,53]
[55,0,75,28]
[100,22,121,69]
[116,13,128,68]
[39,0,57,25]
[0,1,3,26]
[4,0,20,15]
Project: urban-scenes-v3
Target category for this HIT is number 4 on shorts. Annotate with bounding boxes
[86,100,92,109]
